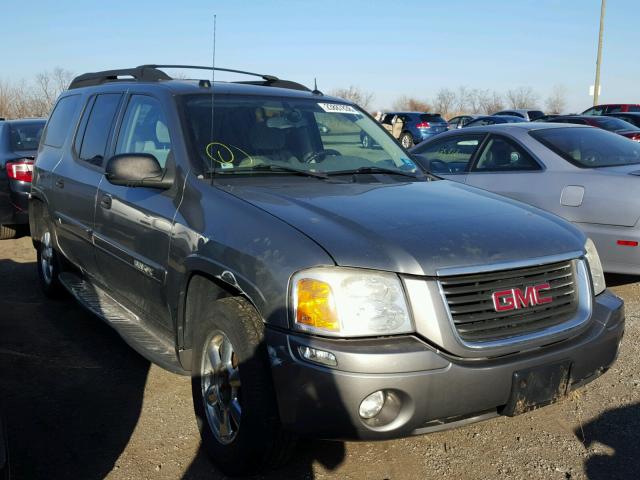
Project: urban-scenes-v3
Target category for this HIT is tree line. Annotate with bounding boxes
[330,84,568,118]
[0,68,73,119]
[1,69,567,120]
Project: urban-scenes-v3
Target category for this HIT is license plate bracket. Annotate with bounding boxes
[502,360,572,417]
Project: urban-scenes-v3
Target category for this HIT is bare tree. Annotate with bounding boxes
[432,88,456,117]
[392,95,431,112]
[455,86,471,114]
[477,90,505,114]
[506,86,539,109]
[34,67,73,115]
[545,84,567,114]
[0,67,73,119]
[329,85,374,111]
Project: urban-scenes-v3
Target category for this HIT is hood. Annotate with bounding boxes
[220,179,585,276]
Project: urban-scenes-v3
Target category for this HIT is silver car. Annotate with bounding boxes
[411,123,640,275]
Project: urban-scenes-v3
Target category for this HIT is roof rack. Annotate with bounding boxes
[68,64,310,92]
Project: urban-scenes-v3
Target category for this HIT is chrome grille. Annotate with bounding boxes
[439,260,579,343]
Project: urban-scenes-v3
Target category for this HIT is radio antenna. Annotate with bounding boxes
[209,14,217,184]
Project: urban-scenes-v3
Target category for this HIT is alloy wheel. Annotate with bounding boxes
[201,331,242,445]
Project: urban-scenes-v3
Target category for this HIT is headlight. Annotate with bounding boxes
[290,267,413,337]
[585,238,606,295]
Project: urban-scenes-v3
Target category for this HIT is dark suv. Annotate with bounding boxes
[0,118,46,239]
[30,65,624,476]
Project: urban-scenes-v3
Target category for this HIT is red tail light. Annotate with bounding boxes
[416,121,431,128]
[6,159,34,182]
[617,240,639,247]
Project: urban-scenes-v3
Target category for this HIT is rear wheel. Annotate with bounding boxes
[361,133,371,149]
[399,132,414,149]
[36,229,65,298]
[191,296,295,476]
[0,225,17,240]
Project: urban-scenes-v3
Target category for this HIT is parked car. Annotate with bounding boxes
[447,115,482,129]
[493,109,545,121]
[544,115,640,141]
[0,118,46,239]
[582,104,640,115]
[362,111,448,148]
[464,115,526,127]
[605,112,640,129]
[411,122,640,274]
[31,65,623,476]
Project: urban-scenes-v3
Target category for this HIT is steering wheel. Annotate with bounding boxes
[428,159,451,173]
[582,149,602,166]
[302,149,341,164]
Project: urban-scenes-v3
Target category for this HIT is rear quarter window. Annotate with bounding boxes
[43,95,82,148]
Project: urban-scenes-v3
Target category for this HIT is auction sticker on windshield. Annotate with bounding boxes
[318,103,360,114]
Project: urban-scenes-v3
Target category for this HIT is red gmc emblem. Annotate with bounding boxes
[491,283,553,312]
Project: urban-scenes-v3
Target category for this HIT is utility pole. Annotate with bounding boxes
[593,0,606,106]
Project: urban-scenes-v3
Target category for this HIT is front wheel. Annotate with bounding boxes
[191,296,295,476]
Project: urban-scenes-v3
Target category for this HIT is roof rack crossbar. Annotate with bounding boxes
[68,64,310,92]
[139,64,280,82]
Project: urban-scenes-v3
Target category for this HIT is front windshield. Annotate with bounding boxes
[182,94,420,177]
[531,127,640,168]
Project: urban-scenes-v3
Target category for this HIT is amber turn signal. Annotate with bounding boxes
[295,278,340,332]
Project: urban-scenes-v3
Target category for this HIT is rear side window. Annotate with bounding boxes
[473,136,541,172]
[43,95,81,148]
[78,93,122,165]
[115,95,172,168]
[10,122,45,151]
[531,127,640,168]
[412,134,484,173]
[592,116,638,132]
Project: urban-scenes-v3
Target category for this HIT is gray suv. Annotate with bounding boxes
[30,65,624,476]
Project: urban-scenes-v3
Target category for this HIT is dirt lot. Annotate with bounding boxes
[0,235,638,480]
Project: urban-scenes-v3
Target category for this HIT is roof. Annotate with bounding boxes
[459,122,587,131]
[66,64,350,103]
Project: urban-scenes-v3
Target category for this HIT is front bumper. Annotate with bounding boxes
[267,290,624,440]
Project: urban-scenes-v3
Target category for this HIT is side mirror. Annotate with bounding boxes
[105,153,172,189]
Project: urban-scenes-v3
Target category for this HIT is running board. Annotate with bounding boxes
[59,272,188,375]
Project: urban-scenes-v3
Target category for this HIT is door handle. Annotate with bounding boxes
[55,179,64,189]
[100,194,112,210]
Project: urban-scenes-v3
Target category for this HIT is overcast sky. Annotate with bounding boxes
[3,0,637,113]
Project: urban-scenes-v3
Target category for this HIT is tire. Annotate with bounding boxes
[191,296,296,476]
[361,133,371,149]
[399,132,414,149]
[36,228,65,299]
[0,225,17,240]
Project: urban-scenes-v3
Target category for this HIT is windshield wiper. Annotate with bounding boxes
[217,164,329,179]
[327,166,423,179]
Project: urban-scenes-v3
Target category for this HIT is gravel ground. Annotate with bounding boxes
[0,235,638,480]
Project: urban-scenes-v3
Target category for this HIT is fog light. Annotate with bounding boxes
[359,390,385,419]
[298,346,337,367]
